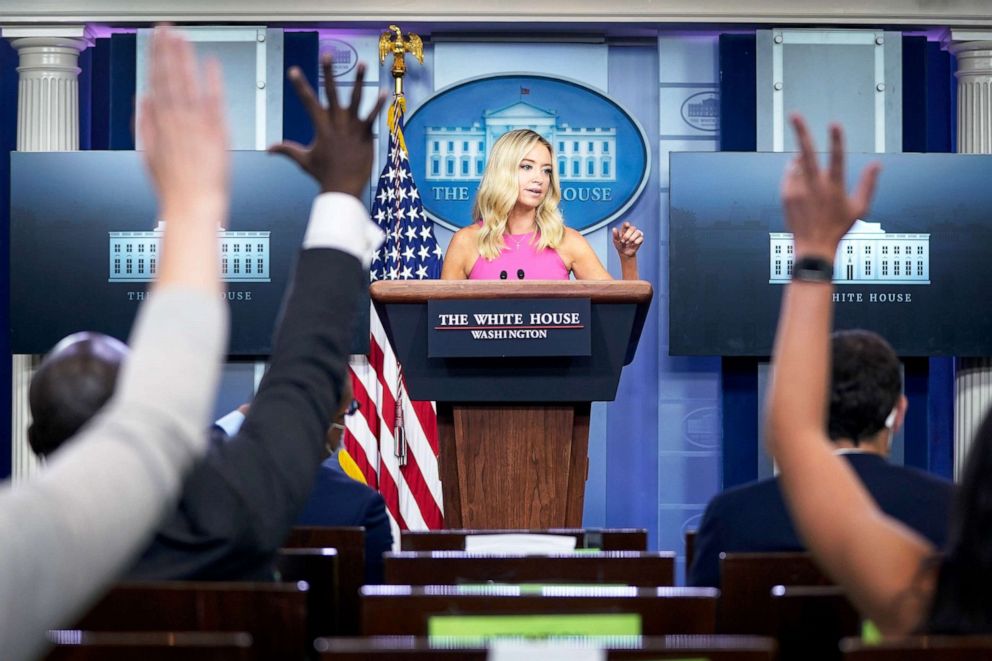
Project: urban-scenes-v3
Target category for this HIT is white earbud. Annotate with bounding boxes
[884,407,897,429]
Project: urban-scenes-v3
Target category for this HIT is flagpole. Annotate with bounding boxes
[379,25,423,467]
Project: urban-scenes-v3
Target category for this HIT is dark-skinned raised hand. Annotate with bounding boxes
[268,55,388,198]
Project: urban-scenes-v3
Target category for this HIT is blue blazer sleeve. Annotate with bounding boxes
[688,497,724,588]
[362,491,393,584]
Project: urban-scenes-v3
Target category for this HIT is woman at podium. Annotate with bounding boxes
[440,129,643,281]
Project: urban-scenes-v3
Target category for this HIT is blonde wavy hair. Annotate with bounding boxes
[473,129,566,260]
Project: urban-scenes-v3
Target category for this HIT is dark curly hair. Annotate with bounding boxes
[827,330,902,444]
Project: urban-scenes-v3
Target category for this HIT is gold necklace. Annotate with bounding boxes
[507,230,533,251]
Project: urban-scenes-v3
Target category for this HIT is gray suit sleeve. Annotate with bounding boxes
[0,287,227,661]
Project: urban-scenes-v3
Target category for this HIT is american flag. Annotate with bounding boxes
[343,98,445,535]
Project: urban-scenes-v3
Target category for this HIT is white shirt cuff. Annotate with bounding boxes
[302,192,385,268]
[213,410,246,438]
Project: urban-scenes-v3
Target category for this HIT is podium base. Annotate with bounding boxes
[437,402,590,529]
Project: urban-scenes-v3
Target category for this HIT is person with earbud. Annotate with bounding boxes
[688,329,955,588]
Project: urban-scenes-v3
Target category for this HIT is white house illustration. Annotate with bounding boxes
[769,220,930,285]
[425,100,617,182]
[686,95,718,123]
[109,223,270,283]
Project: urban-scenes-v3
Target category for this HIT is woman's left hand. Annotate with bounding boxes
[612,221,644,258]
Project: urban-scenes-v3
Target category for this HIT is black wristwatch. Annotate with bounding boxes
[792,256,834,283]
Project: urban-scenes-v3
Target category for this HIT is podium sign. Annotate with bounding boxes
[428,298,591,358]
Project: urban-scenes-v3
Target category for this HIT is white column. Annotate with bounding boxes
[946,31,992,480]
[2,25,90,481]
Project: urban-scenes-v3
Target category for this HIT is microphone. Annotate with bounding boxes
[499,270,508,280]
[517,269,525,280]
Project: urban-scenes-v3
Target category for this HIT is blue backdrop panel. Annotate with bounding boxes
[717,32,759,486]
[606,43,660,548]
[902,36,928,153]
[0,39,17,478]
[89,38,112,150]
[718,35,757,152]
[902,36,955,479]
[283,31,319,147]
[78,47,93,150]
[721,357,759,488]
[109,33,136,150]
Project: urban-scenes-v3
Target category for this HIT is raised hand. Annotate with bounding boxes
[612,221,644,258]
[138,25,228,292]
[139,25,229,229]
[781,115,881,259]
[268,56,388,197]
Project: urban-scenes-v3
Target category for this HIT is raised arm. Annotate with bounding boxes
[565,222,644,280]
[126,56,387,580]
[0,26,228,659]
[612,221,643,280]
[766,116,934,635]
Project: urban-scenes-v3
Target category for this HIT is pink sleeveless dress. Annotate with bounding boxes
[468,229,570,280]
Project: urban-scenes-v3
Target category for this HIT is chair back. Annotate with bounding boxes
[316,634,776,660]
[275,547,339,639]
[44,631,253,661]
[72,581,307,660]
[718,552,831,634]
[401,528,647,552]
[284,526,365,635]
[360,585,718,636]
[385,551,674,587]
[770,585,860,661]
[841,635,992,660]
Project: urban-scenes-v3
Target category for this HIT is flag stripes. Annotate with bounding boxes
[342,97,445,533]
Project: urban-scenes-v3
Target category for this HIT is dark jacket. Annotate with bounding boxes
[296,457,393,584]
[688,452,956,588]
[126,249,363,580]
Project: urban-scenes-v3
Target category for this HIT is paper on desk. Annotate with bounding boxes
[464,533,578,554]
[488,641,605,661]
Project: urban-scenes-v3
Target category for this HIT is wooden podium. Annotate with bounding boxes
[371,280,652,529]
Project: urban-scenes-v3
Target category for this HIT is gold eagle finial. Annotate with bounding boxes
[378,25,424,96]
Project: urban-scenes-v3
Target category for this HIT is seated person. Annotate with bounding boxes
[214,382,393,584]
[1,26,228,660]
[26,53,387,582]
[689,329,955,588]
[765,115,992,636]
[441,128,643,280]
